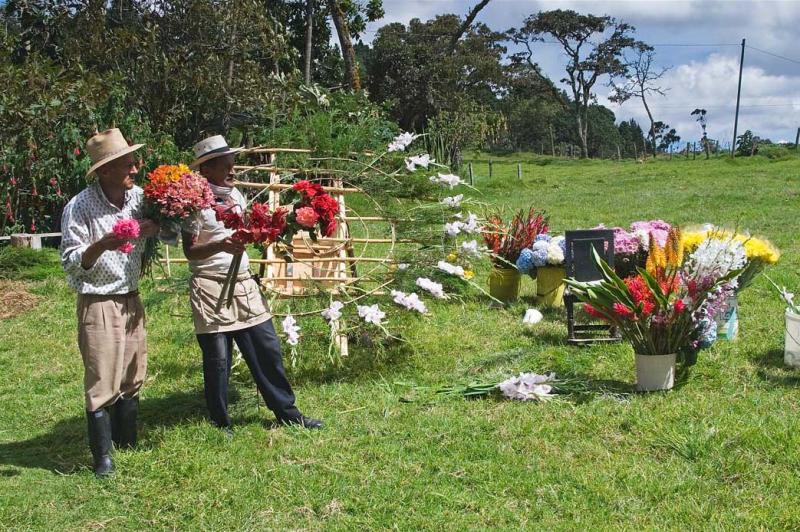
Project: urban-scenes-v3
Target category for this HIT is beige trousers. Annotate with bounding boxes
[77,292,147,411]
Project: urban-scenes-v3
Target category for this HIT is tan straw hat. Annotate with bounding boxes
[189,135,243,169]
[85,128,144,177]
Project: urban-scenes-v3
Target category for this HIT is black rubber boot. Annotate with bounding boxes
[86,409,114,477]
[112,396,139,449]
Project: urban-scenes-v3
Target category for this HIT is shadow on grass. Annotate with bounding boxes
[0,390,207,475]
[751,348,800,386]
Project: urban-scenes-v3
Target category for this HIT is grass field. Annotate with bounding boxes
[2,153,800,529]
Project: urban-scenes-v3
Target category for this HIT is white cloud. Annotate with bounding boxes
[602,53,800,145]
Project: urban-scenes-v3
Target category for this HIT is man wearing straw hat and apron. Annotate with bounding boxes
[60,129,159,476]
[182,135,322,432]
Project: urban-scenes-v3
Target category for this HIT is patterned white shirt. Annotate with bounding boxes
[60,183,146,295]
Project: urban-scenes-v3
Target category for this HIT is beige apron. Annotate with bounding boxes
[189,273,270,334]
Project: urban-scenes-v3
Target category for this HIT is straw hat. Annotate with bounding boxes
[85,128,144,177]
[189,135,243,169]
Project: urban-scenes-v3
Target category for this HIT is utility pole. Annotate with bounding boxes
[795,127,799,151]
[731,38,745,157]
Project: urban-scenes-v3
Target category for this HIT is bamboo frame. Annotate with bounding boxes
[233,180,360,194]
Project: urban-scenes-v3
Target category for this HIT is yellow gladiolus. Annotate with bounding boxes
[665,227,684,268]
[646,233,666,275]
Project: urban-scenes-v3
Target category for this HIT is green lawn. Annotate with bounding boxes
[2,153,800,529]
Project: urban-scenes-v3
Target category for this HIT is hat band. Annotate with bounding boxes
[197,145,232,159]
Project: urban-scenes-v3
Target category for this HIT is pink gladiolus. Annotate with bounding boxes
[295,206,319,228]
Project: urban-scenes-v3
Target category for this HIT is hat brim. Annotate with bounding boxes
[86,143,145,177]
[189,147,244,169]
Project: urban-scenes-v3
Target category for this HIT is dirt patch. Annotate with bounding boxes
[0,280,43,319]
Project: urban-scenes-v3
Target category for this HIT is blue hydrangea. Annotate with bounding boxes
[516,248,535,273]
[532,240,549,252]
[532,248,548,267]
[558,238,566,254]
[535,234,551,243]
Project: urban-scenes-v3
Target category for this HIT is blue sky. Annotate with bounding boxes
[362,0,800,146]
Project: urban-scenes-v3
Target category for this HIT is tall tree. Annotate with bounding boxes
[304,0,314,84]
[509,9,641,158]
[448,0,493,53]
[327,0,360,90]
[691,108,710,159]
[609,47,670,158]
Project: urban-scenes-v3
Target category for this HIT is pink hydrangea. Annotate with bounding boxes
[295,206,319,228]
[630,220,671,248]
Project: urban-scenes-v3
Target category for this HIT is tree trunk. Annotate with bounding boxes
[304,0,314,85]
[448,0,493,53]
[640,94,657,159]
[327,0,360,91]
[575,110,589,159]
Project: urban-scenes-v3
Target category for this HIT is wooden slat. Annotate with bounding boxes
[240,147,311,154]
[233,181,360,194]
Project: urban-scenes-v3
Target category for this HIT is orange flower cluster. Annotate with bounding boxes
[146,164,191,186]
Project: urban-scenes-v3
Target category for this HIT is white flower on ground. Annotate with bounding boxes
[391,290,428,314]
[460,239,483,259]
[437,260,465,279]
[444,221,463,237]
[416,277,447,299]
[498,372,556,401]
[461,212,481,234]
[281,315,301,346]
[397,263,410,270]
[429,173,464,189]
[357,304,386,325]
[321,301,345,322]
[405,153,433,171]
[440,194,463,208]
[388,132,419,152]
[523,309,543,325]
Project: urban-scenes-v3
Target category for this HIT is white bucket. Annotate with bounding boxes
[785,310,800,369]
[635,353,676,392]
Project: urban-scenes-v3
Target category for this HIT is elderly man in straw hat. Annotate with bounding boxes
[59,128,159,477]
[182,135,322,432]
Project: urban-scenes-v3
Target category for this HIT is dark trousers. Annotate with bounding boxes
[196,319,301,427]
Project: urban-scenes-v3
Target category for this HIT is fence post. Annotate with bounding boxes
[488,159,493,178]
[693,142,697,160]
[10,234,41,249]
[517,163,522,180]
[617,144,621,160]
[468,163,474,186]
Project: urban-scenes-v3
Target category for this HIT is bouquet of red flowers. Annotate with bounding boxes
[482,208,549,267]
[281,180,340,242]
[214,201,288,308]
[141,164,215,275]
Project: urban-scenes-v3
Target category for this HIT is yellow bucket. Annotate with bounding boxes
[488,267,521,304]
[536,266,566,307]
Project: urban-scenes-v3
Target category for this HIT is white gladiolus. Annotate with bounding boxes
[391,290,428,314]
[437,260,465,278]
[388,132,419,152]
[357,304,386,325]
[405,153,433,171]
[498,372,556,401]
[444,222,463,237]
[461,212,481,234]
[281,315,301,346]
[416,277,447,299]
[429,173,464,189]
[459,239,483,258]
[321,301,344,322]
[440,194,463,208]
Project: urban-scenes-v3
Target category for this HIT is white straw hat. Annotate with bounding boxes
[189,135,243,169]
[85,128,144,177]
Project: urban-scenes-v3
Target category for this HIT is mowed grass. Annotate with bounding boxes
[2,153,800,529]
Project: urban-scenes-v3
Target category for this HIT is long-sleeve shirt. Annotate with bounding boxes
[59,183,146,295]
[187,187,250,277]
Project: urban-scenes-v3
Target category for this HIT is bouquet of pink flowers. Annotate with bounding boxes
[111,219,140,254]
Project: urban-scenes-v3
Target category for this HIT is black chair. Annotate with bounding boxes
[564,229,621,345]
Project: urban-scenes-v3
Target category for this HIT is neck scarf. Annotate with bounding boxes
[208,182,233,201]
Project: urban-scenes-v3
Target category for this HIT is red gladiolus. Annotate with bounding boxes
[584,303,608,321]
[673,299,686,314]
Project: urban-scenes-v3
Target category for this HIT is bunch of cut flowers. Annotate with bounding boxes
[280,180,340,243]
[565,228,741,362]
[213,201,288,308]
[516,234,565,275]
[141,164,215,275]
[482,207,549,269]
[596,220,672,279]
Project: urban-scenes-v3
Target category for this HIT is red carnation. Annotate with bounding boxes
[292,180,324,199]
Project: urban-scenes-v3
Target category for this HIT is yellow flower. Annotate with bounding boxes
[446,253,458,263]
[742,237,780,264]
[680,230,707,251]
[463,270,475,280]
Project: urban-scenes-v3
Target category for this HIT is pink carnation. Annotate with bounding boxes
[630,220,671,248]
[295,206,319,228]
[112,218,140,253]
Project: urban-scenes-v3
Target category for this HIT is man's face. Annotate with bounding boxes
[200,154,236,187]
[97,153,139,190]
